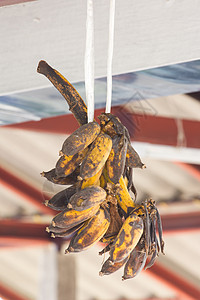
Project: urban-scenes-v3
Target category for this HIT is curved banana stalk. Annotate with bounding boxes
[60,121,101,156]
[65,207,110,252]
[110,213,144,263]
[37,60,88,126]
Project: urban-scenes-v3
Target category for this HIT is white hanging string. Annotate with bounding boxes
[105,0,116,113]
[85,0,94,122]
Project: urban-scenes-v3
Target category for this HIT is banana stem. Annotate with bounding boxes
[37,60,88,126]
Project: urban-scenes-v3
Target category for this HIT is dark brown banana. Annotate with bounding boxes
[45,183,80,211]
[98,113,125,137]
[51,205,100,229]
[56,148,88,177]
[126,143,146,169]
[122,246,147,280]
[80,132,112,179]
[41,167,80,185]
[65,207,110,253]
[110,213,144,263]
[99,255,129,276]
[103,202,123,239]
[60,121,101,156]
[50,222,85,238]
[46,224,70,234]
[67,186,107,211]
[106,134,128,184]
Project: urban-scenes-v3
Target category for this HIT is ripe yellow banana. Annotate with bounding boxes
[80,132,112,179]
[65,207,110,252]
[116,176,136,217]
[67,186,107,211]
[51,204,99,229]
[110,213,144,263]
[56,148,88,177]
[80,167,103,189]
[99,255,129,276]
[106,134,128,184]
[60,121,101,156]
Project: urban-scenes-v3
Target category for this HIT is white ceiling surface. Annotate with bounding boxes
[1,0,200,95]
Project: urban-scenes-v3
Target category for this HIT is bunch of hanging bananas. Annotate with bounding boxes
[38,60,165,280]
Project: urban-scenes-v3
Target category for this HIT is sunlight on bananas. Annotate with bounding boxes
[42,113,165,281]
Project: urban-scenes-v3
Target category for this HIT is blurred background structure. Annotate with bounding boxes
[0,1,200,300]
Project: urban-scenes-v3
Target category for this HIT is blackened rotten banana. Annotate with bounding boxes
[45,183,80,211]
[122,242,147,280]
[99,255,129,276]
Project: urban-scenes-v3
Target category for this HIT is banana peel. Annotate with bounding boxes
[60,121,100,156]
[66,207,110,252]
[110,213,144,263]
[80,132,112,179]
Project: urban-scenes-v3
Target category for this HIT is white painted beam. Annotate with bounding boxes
[0,0,200,95]
[133,142,200,164]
